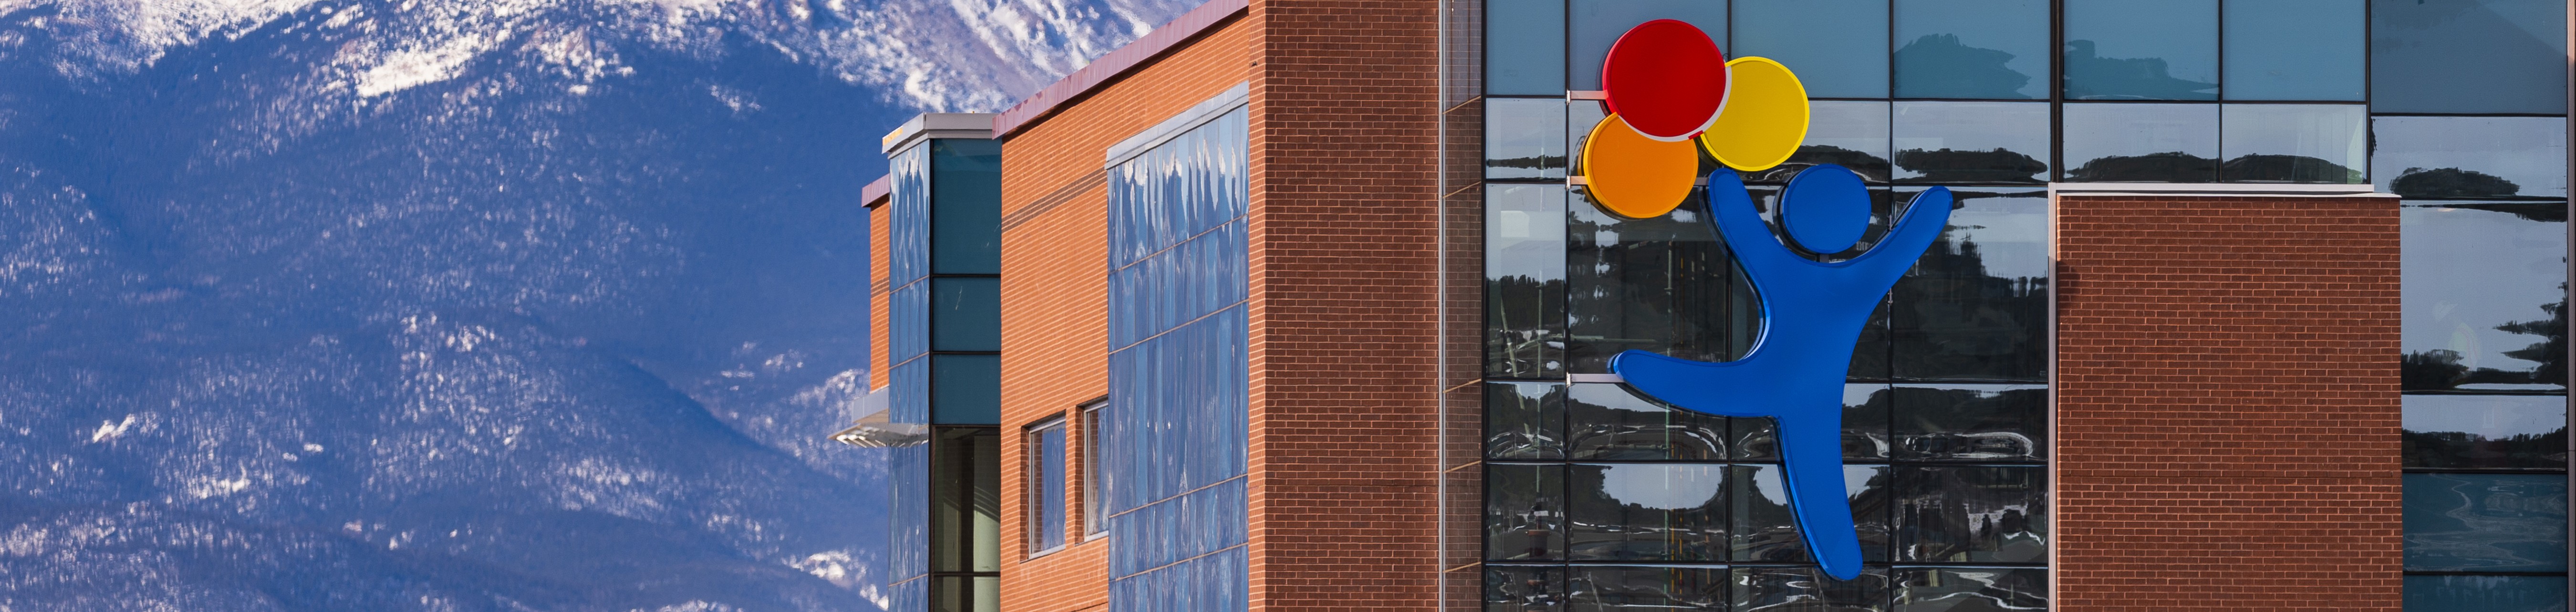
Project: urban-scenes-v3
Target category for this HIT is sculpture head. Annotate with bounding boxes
[1777,164,1871,254]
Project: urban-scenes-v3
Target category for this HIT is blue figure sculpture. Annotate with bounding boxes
[1610,165,1952,580]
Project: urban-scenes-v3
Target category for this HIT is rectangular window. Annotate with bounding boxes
[1080,399,1108,537]
[1025,417,1067,555]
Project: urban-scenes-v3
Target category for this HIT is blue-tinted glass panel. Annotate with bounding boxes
[2223,0,2365,101]
[2399,204,2568,392]
[2403,472,2569,572]
[1489,382,1570,460]
[1734,0,1890,98]
[2405,574,2570,612]
[1893,384,2046,462]
[1565,195,1760,373]
[1489,185,1568,378]
[2375,116,2570,200]
[1490,99,1570,180]
[1108,477,1247,578]
[2405,394,2570,470]
[1895,465,2047,563]
[2371,0,2571,114]
[1734,566,1890,611]
[2062,0,2217,100]
[1566,463,1728,561]
[1733,383,1895,461]
[1771,101,1893,184]
[931,354,999,425]
[2061,103,2219,183]
[1569,0,1726,90]
[891,145,930,286]
[1487,463,1568,561]
[929,139,1002,275]
[1894,567,2046,611]
[1890,102,2050,183]
[931,277,1000,352]
[1565,566,1729,610]
[1104,308,1249,511]
[1108,106,1250,270]
[1108,545,1247,612]
[1893,0,2049,99]
[2221,104,2368,184]
[1567,382,1728,460]
[1486,565,1568,611]
[1109,220,1247,351]
[1028,422,1067,553]
[890,441,929,581]
[890,577,929,612]
[1733,464,1894,563]
[893,357,931,425]
[1488,0,1568,95]
[893,280,930,363]
[1890,187,2049,382]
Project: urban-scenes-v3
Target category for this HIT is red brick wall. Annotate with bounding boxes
[992,13,1254,611]
[1246,0,1444,609]
[2054,195,2404,611]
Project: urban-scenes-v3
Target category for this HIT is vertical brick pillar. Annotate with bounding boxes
[2054,195,2404,611]
[1247,0,1443,609]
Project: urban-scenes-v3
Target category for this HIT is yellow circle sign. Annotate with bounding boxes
[1698,57,1810,172]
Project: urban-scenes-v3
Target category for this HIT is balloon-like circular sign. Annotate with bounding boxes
[1601,19,1728,142]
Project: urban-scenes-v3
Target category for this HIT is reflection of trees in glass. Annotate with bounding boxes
[2221,154,2364,184]
[1563,199,1757,373]
[1486,274,1564,378]
[1487,155,1570,174]
[2061,40,2217,100]
[2064,151,2214,182]
[1894,34,2032,99]
[2403,427,2569,469]
[1746,146,1893,184]
[2404,288,2568,390]
[1892,148,2048,183]
[1891,214,2046,381]
[2393,167,2524,198]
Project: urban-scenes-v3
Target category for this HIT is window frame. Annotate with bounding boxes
[1080,398,1110,539]
[1023,415,1069,558]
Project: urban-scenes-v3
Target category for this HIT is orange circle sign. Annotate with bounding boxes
[1582,114,1700,218]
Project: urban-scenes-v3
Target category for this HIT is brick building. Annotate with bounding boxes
[838,0,2574,610]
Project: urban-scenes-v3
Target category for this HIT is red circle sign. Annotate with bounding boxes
[1601,19,1728,141]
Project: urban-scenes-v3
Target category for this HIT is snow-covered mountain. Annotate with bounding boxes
[0,0,1190,609]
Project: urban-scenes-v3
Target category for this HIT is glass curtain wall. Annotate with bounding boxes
[1479,1,2051,609]
[2378,1,2575,609]
[1103,105,1251,612]
[1475,0,2576,608]
[888,135,1006,612]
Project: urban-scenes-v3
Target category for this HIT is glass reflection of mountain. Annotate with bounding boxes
[1893,148,2047,183]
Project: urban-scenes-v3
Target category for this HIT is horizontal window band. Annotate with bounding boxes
[2401,468,2571,475]
[1478,561,2051,569]
[1479,460,2048,467]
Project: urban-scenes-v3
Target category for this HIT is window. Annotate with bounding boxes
[1025,417,1068,556]
[1081,399,1108,537]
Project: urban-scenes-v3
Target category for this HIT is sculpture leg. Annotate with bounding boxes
[1776,413,1864,580]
